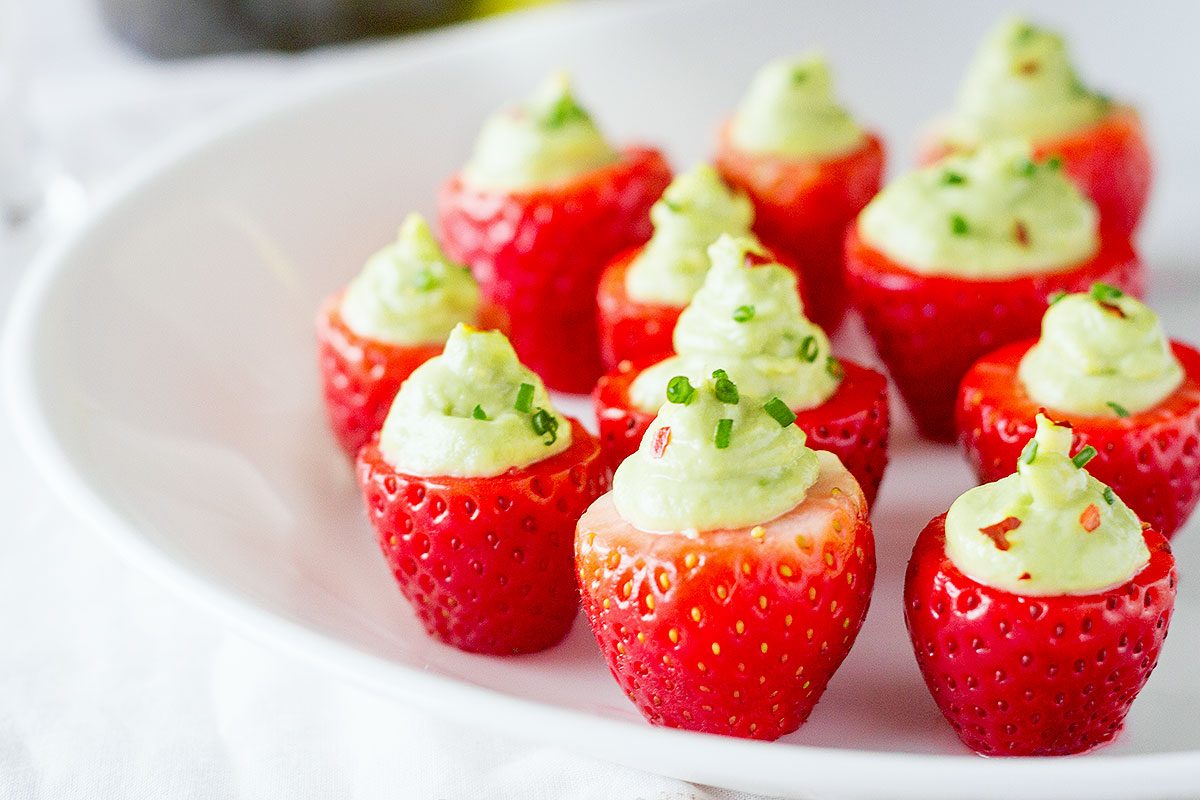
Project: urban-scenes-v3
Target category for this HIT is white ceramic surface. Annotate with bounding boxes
[5,1,1200,798]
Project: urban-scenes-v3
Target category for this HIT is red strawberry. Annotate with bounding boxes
[438,148,672,393]
[357,418,609,655]
[593,359,890,504]
[922,108,1152,237]
[316,295,506,458]
[576,455,875,740]
[596,242,811,373]
[904,514,1176,756]
[957,339,1200,538]
[844,226,1145,442]
[715,127,885,332]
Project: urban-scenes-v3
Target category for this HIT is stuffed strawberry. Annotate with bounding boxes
[595,235,889,502]
[578,374,876,740]
[317,214,503,457]
[596,163,808,372]
[714,54,884,332]
[846,141,1143,442]
[438,74,671,393]
[906,413,1176,756]
[958,284,1200,537]
[919,16,1151,235]
[357,325,609,654]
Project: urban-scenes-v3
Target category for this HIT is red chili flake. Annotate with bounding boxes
[979,516,1022,551]
[651,426,672,459]
[1080,504,1102,533]
[743,250,773,268]
[1037,407,1074,429]
[1098,301,1127,319]
[1141,521,1152,531]
[1013,220,1030,247]
[1019,572,1032,581]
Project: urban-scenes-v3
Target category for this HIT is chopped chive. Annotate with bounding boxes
[1046,155,1064,170]
[542,94,589,128]
[825,356,844,381]
[763,397,796,428]
[666,375,695,405]
[413,269,438,292]
[1013,23,1036,44]
[1090,282,1124,302]
[791,68,808,85]
[514,382,535,413]
[1072,445,1098,469]
[733,304,756,323]
[1020,439,1038,465]
[1106,401,1130,418]
[1103,486,1116,506]
[662,199,684,214]
[472,404,488,420]
[712,368,729,380]
[530,408,559,445]
[714,375,740,405]
[714,418,734,449]
[1048,290,1068,305]
[1014,158,1037,178]
[798,335,819,363]
[950,213,970,236]
[940,170,967,186]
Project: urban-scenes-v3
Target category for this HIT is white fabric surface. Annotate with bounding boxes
[0,2,767,797]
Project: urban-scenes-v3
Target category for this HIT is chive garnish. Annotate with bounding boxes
[825,356,844,381]
[1014,158,1037,178]
[712,369,729,380]
[791,68,808,85]
[472,404,488,420]
[1048,290,1068,305]
[1090,283,1124,302]
[542,94,589,128]
[530,408,559,445]
[666,375,695,405]
[1072,445,1098,469]
[1107,401,1130,418]
[413,269,438,292]
[950,213,970,236]
[514,382,535,413]
[733,304,756,323]
[714,374,740,405]
[714,418,734,449]
[663,199,684,214]
[1103,486,1116,506]
[1046,155,1064,170]
[1020,439,1038,465]
[941,170,967,186]
[798,335,819,363]
[763,397,796,428]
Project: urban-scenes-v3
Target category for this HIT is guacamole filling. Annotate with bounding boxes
[945,413,1149,595]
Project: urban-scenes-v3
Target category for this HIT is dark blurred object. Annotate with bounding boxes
[99,0,477,58]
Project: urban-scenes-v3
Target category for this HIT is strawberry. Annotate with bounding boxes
[957,339,1200,538]
[596,242,810,373]
[316,295,506,458]
[715,127,885,332]
[576,453,875,740]
[593,359,890,504]
[922,108,1152,237]
[904,513,1176,756]
[439,148,672,393]
[357,418,609,654]
[844,226,1145,442]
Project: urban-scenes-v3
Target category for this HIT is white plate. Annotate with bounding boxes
[5,1,1200,797]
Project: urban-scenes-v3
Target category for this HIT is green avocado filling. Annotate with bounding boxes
[612,373,819,532]
[629,235,840,414]
[1019,285,1184,417]
[945,413,1149,596]
[729,53,866,159]
[462,72,619,191]
[623,164,755,306]
[378,324,571,477]
[944,16,1112,145]
[339,214,480,345]
[857,141,1098,278]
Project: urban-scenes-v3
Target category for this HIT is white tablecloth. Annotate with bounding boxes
[0,2,763,797]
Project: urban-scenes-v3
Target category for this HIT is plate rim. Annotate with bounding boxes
[4,2,1199,797]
